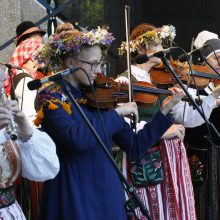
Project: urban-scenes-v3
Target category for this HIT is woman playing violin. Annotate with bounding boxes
[34,26,184,220]
[116,23,198,220]
[185,30,220,220]
[117,24,220,128]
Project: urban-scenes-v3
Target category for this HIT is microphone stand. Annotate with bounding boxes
[7,66,17,100]
[160,55,220,220]
[197,53,220,220]
[60,80,151,220]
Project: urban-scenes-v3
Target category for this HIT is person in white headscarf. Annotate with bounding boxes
[184,30,220,220]
[170,30,220,127]
[194,30,218,49]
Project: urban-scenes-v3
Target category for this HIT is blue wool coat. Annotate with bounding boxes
[38,81,173,220]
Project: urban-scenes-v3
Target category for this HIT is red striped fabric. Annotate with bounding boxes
[124,138,197,220]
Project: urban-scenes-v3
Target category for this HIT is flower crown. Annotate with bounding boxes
[36,27,115,70]
[118,25,176,55]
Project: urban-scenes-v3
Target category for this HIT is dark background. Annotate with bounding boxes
[58,0,220,76]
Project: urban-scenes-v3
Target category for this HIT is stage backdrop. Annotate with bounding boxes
[58,0,220,76]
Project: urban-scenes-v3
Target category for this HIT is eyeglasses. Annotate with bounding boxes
[79,59,102,71]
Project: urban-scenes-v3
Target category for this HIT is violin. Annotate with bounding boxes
[84,75,180,108]
[150,60,220,89]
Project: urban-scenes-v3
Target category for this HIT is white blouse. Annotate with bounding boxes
[15,72,37,125]
[115,65,218,127]
[170,87,217,127]
[0,127,60,187]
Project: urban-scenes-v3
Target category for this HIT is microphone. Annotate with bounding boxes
[135,47,177,64]
[27,66,80,90]
[178,44,210,62]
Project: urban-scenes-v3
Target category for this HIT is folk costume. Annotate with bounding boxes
[116,66,197,220]
[4,21,47,220]
[183,31,220,220]
[35,80,173,220]
[5,21,45,97]
[0,127,59,219]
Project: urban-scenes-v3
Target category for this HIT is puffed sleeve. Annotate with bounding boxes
[16,127,60,181]
[170,89,217,127]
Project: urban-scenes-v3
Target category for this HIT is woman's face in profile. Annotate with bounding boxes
[22,59,39,76]
[145,44,163,66]
[207,51,220,73]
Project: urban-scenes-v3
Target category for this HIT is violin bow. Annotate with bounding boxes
[125,5,136,129]
[125,5,132,101]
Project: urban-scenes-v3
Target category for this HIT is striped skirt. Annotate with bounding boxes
[123,138,197,220]
[0,201,26,220]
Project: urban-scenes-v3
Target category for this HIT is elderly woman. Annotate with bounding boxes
[34,26,185,220]
[184,30,220,220]
[4,21,46,123]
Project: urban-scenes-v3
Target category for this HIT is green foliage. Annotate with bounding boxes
[81,0,104,27]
